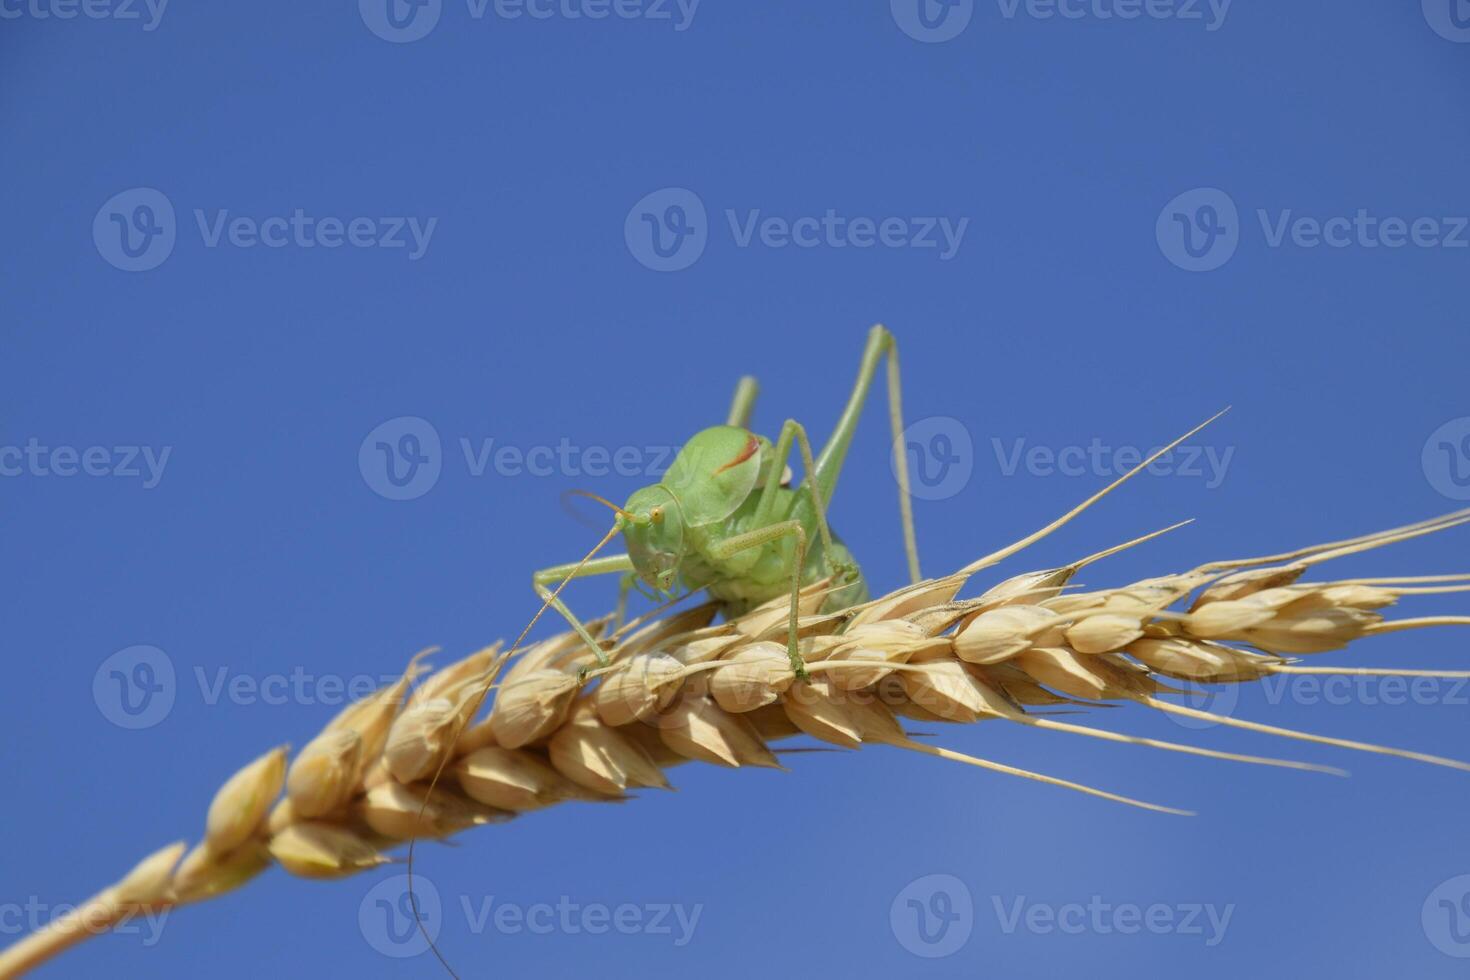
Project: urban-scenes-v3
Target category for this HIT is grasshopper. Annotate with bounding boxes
[532,323,922,678]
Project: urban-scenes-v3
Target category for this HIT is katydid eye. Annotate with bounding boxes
[650,507,664,523]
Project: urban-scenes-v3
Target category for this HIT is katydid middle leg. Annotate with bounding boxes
[706,519,811,680]
[752,418,844,581]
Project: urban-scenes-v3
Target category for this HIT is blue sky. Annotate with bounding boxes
[4,2,1470,977]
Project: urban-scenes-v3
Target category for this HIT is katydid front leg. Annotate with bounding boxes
[613,571,640,630]
[531,554,636,669]
[707,519,810,680]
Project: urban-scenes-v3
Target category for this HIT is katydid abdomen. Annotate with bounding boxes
[681,481,869,615]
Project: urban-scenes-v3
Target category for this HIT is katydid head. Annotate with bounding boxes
[619,484,687,595]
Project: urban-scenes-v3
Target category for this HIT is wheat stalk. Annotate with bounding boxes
[5,504,1470,977]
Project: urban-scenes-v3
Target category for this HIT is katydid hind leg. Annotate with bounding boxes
[811,324,922,584]
[726,375,760,428]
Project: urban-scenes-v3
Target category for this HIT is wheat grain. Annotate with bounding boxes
[4,505,1470,977]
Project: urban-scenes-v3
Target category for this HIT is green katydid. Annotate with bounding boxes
[405,328,928,976]
[531,323,923,679]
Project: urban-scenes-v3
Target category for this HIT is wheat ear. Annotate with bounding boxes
[4,507,1469,977]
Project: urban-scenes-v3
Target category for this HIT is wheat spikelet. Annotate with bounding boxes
[4,505,1470,977]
